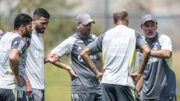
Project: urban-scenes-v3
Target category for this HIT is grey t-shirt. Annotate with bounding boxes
[0,32,27,90]
[51,33,101,93]
[138,34,177,99]
[88,25,147,87]
[26,30,45,90]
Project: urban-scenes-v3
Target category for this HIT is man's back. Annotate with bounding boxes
[101,25,137,87]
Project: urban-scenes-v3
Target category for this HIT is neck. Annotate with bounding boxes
[13,29,23,38]
[146,38,153,42]
[146,33,157,42]
[77,32,89,39]
[116,21,128,26]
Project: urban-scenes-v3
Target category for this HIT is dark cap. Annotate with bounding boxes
[141,14,157,25]
[76,13,95,25]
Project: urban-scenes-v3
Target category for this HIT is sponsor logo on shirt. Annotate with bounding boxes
[34,50,44,58]
[148,57,158,64]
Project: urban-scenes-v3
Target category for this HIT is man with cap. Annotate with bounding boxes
[136,14,178,101]
[47,13,103,101]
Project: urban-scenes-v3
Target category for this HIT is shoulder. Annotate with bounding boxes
[159,34,171,40]
[57,34,77,47]
[158,34,171,44]
[88,34,97,40]
[13,34,24,40]
[11,36,25,46]
[65,34,77,43]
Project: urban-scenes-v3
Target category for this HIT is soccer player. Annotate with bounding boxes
[0,13,32,101]
[80,9,150,101]
[47,13,103,101]
[136,14,178,101]
[25,8,50,101]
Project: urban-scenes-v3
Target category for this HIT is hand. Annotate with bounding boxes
[47,53,59,61]
[138,92,141,98]
[45,57,56,63]
[15,76,25,87]
[137,49,142,53]
[96,72,103,85]
[45,53,59,63]
[129,72,141,84]
[26,80,32,96]
[68,68,78,78]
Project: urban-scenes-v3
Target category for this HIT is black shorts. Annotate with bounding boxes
[71,92,102,101]
[0,88,15,101]
[102,83,136,101]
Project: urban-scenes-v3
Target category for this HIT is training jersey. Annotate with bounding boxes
[26,30,45,90]
[51,33,101,93]
[0,32,27,91]
[88,25,147,87]
[138,33,178,99]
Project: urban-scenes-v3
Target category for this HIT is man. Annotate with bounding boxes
[136,14,178,101]
[0,13,32,101]
[80,10,150,101]
[25,8,50,101]
[47,13,103,101]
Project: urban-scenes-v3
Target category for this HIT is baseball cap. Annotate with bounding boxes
[141,14,157,25]
[76,13,95,25]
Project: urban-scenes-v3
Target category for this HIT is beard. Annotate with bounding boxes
[35,24,45,34]
[145,32,156,39]
[79,28,91,37]
[24,27,32,38]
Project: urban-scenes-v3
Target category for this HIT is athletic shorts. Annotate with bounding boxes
[102,83,136,101]
[71,92,102,101]
[0,88,15,101]
[17,90,27,101]
[141,95,177,101]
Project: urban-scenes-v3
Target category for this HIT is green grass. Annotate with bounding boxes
[45,51,180,101]
[45,64,71,101]
[173,51,180,100]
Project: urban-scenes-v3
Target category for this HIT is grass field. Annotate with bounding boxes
[45,51,180,101]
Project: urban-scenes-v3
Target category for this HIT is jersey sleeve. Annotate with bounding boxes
[160,35,172,51]
[88,34,104,54]
[0,32,6,40]
[137,51,143,67]
[11,36,26,55]
[135,31,147,49]
[51,36,76,57]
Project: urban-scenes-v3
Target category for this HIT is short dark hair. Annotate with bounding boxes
[113,9,128,23]
[33,8,50,19]
[14,13,32,30]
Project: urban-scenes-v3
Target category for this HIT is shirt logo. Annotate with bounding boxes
[148,57,158,64]
[78,46,82,50]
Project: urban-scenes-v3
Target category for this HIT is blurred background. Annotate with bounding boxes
[0,0,179,100]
